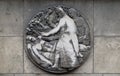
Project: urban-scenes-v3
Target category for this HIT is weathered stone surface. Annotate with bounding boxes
[24,0,93,27]
[24,0,93,73]
[94,0,120,36]
[71,51,93,73]
[0,0,23,36]
[40,74,102,76]
[15,74,102,76]
[94,37,120,73]
[15,74,38,76]
[0,74,14,76]
[1,0,120,75]
[72,74,102,76]
[0,37,23,73]
[103,74,120,76]
[24,51,46,73]
[24,50,93,73]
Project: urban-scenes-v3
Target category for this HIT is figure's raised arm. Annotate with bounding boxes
[41,18,65,36]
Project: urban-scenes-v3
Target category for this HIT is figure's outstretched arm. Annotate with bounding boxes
[42,19,65,36]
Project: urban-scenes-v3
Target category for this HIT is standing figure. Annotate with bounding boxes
[40,6,83,69]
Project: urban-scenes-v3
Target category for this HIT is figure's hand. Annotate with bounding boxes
[76,52,83,57]
[38,35,42,39]
[79,35,87,39]
[26,36,36,41]
[41,32,49,36]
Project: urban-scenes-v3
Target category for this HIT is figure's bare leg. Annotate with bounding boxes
[52,53,59,68]
[71,34,83,57]
[32,44,52,65]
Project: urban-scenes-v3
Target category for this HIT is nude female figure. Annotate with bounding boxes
[40,6,83,68]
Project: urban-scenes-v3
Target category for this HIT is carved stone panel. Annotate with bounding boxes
[25,6,92,73]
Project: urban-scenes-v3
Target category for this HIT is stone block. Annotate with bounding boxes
[0,0,23,36]
[0,37,23,73]
[94,0,120,36]
[94,37,120,73]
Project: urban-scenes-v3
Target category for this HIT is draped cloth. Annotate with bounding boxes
[56,32,79,68]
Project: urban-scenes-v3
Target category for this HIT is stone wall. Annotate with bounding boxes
[0,0,120,76]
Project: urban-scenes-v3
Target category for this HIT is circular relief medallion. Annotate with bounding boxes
[25,6,92,73]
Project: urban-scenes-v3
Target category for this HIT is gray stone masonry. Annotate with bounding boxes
[0,0,120,76]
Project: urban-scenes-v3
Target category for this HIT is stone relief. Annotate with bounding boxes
[25,6,91,73]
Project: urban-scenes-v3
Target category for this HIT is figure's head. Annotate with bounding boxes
[69,8,78,18]
[55,6,66,18]
[56,6,64,12]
